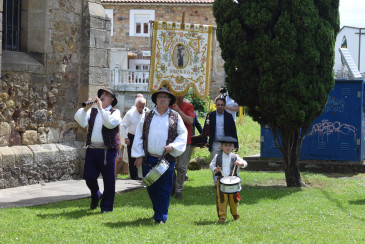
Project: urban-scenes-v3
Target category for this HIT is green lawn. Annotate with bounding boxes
[1,115,364,243]
[1,170,364,243]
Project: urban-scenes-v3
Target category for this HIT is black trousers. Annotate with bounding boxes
[127,133,138,179]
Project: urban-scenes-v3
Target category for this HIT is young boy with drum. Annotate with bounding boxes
[209,136,248,223]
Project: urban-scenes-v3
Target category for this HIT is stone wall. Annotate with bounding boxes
[105,4,216,50]
[1,0,84,147]
[0,0,111,189]
[102,2,224,98]
[0,142,85,189]
[0,0,3,76]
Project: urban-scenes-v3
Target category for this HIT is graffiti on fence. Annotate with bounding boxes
[305,120,356,142]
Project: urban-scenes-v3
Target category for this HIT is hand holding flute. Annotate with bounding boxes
[82,97,104,111]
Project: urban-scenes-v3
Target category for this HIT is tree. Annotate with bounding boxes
[213,0,340,187]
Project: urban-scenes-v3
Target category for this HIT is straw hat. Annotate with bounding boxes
[151,85,176,106]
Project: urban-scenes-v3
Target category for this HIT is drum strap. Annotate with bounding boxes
[142,111,154,161]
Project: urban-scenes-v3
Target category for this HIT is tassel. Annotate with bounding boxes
[236,192,241,200]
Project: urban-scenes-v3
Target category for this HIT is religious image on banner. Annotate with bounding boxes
[149,20,213,99]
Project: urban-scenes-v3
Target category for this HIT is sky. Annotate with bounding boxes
[339,0,365,28]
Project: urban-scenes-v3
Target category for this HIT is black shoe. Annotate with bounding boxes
[175,192,182,200]
[155,220,165,224]
[90,194,102,210]
[101,210,111,214]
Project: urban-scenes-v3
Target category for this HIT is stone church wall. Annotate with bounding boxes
[0,0,111,189]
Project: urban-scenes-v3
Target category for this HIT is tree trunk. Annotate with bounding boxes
[283,150,302,187]
[276,129,304,187]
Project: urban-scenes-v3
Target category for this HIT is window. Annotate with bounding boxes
[129,59,150,70]
[129,10,155,37]
[3,0,22,51]
[135,65,149,71]
[105,9,113,36]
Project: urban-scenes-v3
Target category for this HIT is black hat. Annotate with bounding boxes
[151,85,176,106]
[97,88,118,107]
[217,136,237,144]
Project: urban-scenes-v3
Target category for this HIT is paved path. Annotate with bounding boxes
[0,179,144,209]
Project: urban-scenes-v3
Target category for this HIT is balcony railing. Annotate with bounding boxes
[111,66,149,91]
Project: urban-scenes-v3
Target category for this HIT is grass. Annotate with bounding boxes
[1,170,364,243]
[1,115,364,243]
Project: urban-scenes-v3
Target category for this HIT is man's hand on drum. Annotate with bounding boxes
[214,166,221,173]
[164,145,174,153]
[135,157,143,167]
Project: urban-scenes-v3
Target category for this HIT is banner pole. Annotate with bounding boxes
[146,20,155,108]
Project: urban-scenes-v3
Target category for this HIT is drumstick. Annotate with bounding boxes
[231,164,237,177]
[219,168,225,177]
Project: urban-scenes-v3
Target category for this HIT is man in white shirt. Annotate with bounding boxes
[74,88,122,213]
[132,85,187,224]
[120,96,149,180]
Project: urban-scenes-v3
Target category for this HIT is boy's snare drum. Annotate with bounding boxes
[219,176,241,194]
[143,159,169,186]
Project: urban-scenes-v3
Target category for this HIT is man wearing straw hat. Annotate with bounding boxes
[74,88,122,213]
[132,85,187,224]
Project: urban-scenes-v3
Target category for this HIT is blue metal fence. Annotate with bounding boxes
[261,79,365,162]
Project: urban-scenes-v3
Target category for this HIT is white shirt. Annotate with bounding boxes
[74,105,122,144]
[132,107,187,158]
[120,107,149,138]
[215,111,225,141]
[210,152,247,177]
[225,95,238,122]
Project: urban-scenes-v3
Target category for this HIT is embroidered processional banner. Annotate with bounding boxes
[149,21,213,99]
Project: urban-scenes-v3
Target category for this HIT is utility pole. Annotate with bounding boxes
[355,28,365,71]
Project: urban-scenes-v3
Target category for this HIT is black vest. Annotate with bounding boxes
[215,151,238,177]
[86,108,120,149]
[142,109,178,162]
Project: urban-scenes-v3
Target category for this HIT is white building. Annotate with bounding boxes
[334,26,365,77]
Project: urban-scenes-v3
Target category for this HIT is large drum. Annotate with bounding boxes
[219,176,241,194]
[143,159,170,186]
